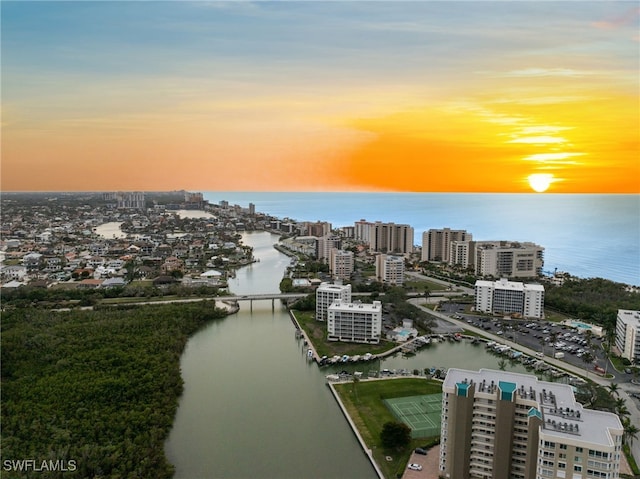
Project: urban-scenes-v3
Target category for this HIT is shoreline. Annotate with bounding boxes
[327,381,385,479]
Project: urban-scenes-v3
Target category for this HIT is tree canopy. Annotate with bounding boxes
[380,421,412,449]
[1,302,228,478]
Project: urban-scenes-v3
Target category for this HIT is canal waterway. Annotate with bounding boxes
[165,231,376,479]
[164,231,552,479]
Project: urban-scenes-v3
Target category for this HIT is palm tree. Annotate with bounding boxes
[352,374,360,402]
[581,351,594,378]
[614,398,630,420]
[607,383,620,397]
[550,331,559,357]
[539,335,546,356]
[623,419,639,447]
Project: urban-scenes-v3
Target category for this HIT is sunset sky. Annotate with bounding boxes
[2,1,639,193]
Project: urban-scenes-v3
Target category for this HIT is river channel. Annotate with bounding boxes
[164,231,537,479]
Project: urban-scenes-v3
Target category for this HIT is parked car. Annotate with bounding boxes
[408,464,423,471]
[415,448,427,455]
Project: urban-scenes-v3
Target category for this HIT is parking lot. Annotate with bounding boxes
[441,304,611,374]
[402,446,440,479]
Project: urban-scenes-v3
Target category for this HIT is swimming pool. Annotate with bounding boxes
[564,320,604,337]
[571,321,591,329]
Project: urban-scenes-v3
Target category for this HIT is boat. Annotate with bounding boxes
[326,374,341,381]
[307,349,313,359]
[340,355,350,363]
[362,352,373,361]
[350,355,361,362]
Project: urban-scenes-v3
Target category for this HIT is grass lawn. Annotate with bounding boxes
[292,310,399,358]
[404,279,449,292]
[544,310,571,322]
[334,378,442,479]
[623,444,639,476]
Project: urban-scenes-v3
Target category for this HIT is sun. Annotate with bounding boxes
[528,173,553,193]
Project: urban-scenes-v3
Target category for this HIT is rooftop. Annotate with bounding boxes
[444,368,623,448]
[618,309,640,328]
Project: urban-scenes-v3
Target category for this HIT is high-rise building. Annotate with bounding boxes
[440,368,623,479]
[369,222,414,254]
[422,228,472,262]
[304,221,332,237]
[327,300,382,343]
[329,249,354,281]
[111,192,145,210]
[475,278,545,319]
[316,235,341,262]
[450,240,472,268]
[474,241,544,278]
[615,309,640,363]
[354,219,373,244]
[353,220,414,254]
[315,282,351,321]
[375,254,405,285]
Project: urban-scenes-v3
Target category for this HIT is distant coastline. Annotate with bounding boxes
[202,192,640,286]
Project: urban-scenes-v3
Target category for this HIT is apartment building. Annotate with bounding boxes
[329,248,354,281]
[303,221,332,237]
[315,282,351,321]
[353,220,414,254]
[316,235,342,262]
[422,228,472,262]
[369,222,414,254]
[440,368,623,479]
[615,309,640,363]
[354,219,372,244]
[115,192,146,210]
[375,254,405,285]
[475,241,544,278]
[475,278,545,319]
[450,240,472,268]
[327,300,382,343]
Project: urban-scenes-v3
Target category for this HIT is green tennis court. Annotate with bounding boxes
[383,393,442,438]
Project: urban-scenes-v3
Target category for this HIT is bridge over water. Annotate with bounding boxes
[219,290,462,311]
[220,293,308,311]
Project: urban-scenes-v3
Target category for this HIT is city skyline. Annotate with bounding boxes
[2,1,639,193]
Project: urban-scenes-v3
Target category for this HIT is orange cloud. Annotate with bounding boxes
[334,91,639,193]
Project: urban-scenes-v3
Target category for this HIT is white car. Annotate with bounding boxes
[408,463,423,471]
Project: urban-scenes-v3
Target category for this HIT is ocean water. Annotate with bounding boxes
[203,192,640,286]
